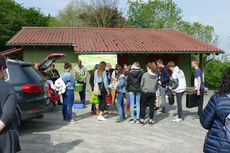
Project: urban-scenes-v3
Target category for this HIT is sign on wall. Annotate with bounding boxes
[79,54,117,70]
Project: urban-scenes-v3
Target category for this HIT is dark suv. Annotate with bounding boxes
[6,59,51,127]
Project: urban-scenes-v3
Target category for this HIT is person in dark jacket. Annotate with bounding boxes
[156,59,170,114]
[0,55,21,153]
[200,67,230,153]
[89,64,98,115]
[127,62,144,124]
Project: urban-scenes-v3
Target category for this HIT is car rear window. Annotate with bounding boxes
[8,63,44,84]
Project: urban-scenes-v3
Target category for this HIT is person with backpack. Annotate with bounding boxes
[0,55,21,153]
[200,67,230,153]
[74,60,88,104]
[89,64,98,115]
[61,62,76,123]
[156,59,170,114]
[127,62,143,124]
[167,61,186,123]
[94,61,110,121]
[139,62,158,125]
[115,66,126,123]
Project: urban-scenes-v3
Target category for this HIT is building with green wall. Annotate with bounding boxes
[4,27,223,89]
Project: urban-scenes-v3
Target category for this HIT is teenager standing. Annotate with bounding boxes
[94,61,110,121]
[156,59,170,114]
[167,61,186,123]
[89,64,98,115]
[127,62,143,124]
[116,67,126,123]
[191,60,205,117]
[61,62,76,123]
[139,63,158,125]
[74,60,88,104]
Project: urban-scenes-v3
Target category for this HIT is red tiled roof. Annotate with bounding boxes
[6,27,223,53]
[0,48,22,55]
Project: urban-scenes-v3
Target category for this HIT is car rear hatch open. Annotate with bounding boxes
[37,53,65,71]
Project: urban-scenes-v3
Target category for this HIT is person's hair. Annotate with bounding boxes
[98,61,106,76]
[156,59,163,64]
[50,63,55,67]
[115,64,121,70]
[192,59,199,66]
[106,63,111,67]
[133,62,140,68]
[218,67,230,95]
[146,62,157,74]
[128,65,132,71]
[0,55,7,69]
[116,66,123,79]
[93,64,98,72]
[64,62,72,69]
[167,61,175,68]
[77,60,82,65]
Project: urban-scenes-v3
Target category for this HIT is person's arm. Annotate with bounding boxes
[70,74,75,88]
[82,66,88,81]
[56,70,60,78]
[140,74,145,90]
[117,76,125,89]
[126,74,130,91]
[74,68,78,81]
[89,73,94,91]
[103,72,109,92]
[171,73,179,89]
[0,91,16,132]
[200,95,216,130]
[197,77,201,95]
[94,70,97,85]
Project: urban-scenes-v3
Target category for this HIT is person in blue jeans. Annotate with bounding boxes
[61,62,76,123]
[116,66,126,123]
[74,60,88,104]
[127,62,143,124]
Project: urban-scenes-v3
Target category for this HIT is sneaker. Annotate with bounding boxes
[90,111,97,115]
[172,118,182,123]
[129,119,135,124]
[149,121,154,126]
[68,119,76,123]
[98,116,107,121]
[63,118,68,122]
[135,119,140,124]
[139,120,145,126]
[116,119,124,123]
[174,115,178,119]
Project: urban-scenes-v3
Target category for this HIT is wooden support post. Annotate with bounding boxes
[199,54,203,70]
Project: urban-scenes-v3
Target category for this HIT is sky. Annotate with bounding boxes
[14,0,230,55]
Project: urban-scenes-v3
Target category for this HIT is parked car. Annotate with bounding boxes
[37,53,65,104]
[6,59,51,127]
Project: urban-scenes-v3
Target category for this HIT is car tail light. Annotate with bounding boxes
[21,84,42,93]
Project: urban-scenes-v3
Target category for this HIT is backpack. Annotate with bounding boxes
[223,114,230,142]
[55,74,68,94]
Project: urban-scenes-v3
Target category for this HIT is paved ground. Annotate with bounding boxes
[19,91,214,153]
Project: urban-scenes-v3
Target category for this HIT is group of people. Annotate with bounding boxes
[1,53,230,152]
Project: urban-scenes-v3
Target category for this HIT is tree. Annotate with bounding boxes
[50,0,126,28]
[0,0,50,51]
[49,0,89,27]
[127,0,182,28]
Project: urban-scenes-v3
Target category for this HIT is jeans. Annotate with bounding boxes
[197,89,204,116]
[176,92,184,119]
[62,90,74,120]
[129,92,141,120]
[77,82,86,103]
[117,92,125,119]
[159,86,166,113]
[140,92,156,120]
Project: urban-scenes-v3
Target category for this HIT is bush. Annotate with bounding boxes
[204,60,230,89]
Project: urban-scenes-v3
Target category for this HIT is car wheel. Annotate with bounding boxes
[16,110,21,128]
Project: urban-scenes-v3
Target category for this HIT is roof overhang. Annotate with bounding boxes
[6,43,74,47]
[73,51,224,55]
[0,48,23,55]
